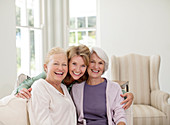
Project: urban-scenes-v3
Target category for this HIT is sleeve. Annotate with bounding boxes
[16,71,47,93]
[28,82,53,125]
[70,84,84,125]
[112,85,127,125]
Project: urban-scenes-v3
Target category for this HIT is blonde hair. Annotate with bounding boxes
[45,47,67,64]
[67,44,90,66]
[65,44,90,82]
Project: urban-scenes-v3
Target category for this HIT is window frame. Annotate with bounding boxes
[15,0,44,76]
[68,0,97,47]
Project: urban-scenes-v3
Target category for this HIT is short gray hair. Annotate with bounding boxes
[91,47,109,73]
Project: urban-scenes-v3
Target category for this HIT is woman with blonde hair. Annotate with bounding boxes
[71,47,126,125]
[28,47,76,125]
[16,44,90,97]
[16,45,133,111]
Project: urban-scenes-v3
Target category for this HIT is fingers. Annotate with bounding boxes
[122,101,131,110]
[121,98,133,109]
[120,93,133,110]
[120,93,128,98]
[21,88,31,98]
[15,93,20,97]
[17,88,32,99]
[120,94,124,97]
[121,92,134,99]
[18,92,27,99]
[15,92,26,99]
[120,93,128,105]
[120,98,127,105]
[28,88,32,92]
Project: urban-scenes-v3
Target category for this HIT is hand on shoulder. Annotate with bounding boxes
[16,88,32,99]
[120,92,134,110]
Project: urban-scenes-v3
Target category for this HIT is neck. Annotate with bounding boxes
[87,77,104,85]
[45,78,64,95]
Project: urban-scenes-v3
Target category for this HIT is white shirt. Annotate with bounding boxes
[28,79,77,125]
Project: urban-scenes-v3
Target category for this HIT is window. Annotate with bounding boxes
[69,0,96,47]
[15,0,43,77]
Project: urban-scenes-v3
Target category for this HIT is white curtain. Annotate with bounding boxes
[42,0,69,59]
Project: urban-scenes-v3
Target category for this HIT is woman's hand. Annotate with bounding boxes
[16,88,32,99]
[120,92,134,110]
[117,122,126,125]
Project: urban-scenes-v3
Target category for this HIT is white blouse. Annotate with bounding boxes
[28,79,76,125]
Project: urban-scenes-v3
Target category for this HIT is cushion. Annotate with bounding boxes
[133,105,166,125]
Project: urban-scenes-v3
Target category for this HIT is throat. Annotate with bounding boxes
[52,84,64,95]
[45,79,64,95]
[87,78,104,85]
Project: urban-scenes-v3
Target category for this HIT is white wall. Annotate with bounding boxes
[0,0,17,98]
[99,0,170,94]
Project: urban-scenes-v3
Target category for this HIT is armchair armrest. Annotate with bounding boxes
[151,90,170,119]
[113,80,129,92]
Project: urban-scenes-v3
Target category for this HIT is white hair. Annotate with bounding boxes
[91,47,109,73]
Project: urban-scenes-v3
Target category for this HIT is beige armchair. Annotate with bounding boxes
[111,53,170,125]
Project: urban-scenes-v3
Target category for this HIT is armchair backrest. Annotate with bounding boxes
[111,53,160,105]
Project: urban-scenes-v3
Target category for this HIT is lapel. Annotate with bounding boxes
[80,81,85,118]
[106,79,112,125]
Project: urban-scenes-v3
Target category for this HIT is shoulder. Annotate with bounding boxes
[105,79,123,101]
[106,78,120,88]
[72,81,85,89]
[31,79,47,91]
[105,78,122,94]
[71,81,85,95]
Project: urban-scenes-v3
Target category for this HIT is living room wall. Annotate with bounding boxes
[99,0,170,94]
[0,0,17,98]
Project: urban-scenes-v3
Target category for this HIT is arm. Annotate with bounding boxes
[151,90,170,116]
[117,122,126,125]
[16,71,46,93]
[120,92,134,110]
[28,81,53,125]
[112,84,126,125]
[114,81,134,110]
[15,72,46,98]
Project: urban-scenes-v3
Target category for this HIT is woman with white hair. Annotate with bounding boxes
[71,47,126,125]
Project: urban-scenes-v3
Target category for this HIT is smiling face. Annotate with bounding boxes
[87,52,105,79]
[44,53,68,84]
[69,55,87,80]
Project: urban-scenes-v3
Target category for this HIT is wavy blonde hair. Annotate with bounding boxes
[64,44,90,83]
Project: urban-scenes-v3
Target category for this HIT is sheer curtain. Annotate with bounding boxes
[42,0,69,59]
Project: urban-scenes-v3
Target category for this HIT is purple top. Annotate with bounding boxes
[71,78,127,125]
[83,79,108,125]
